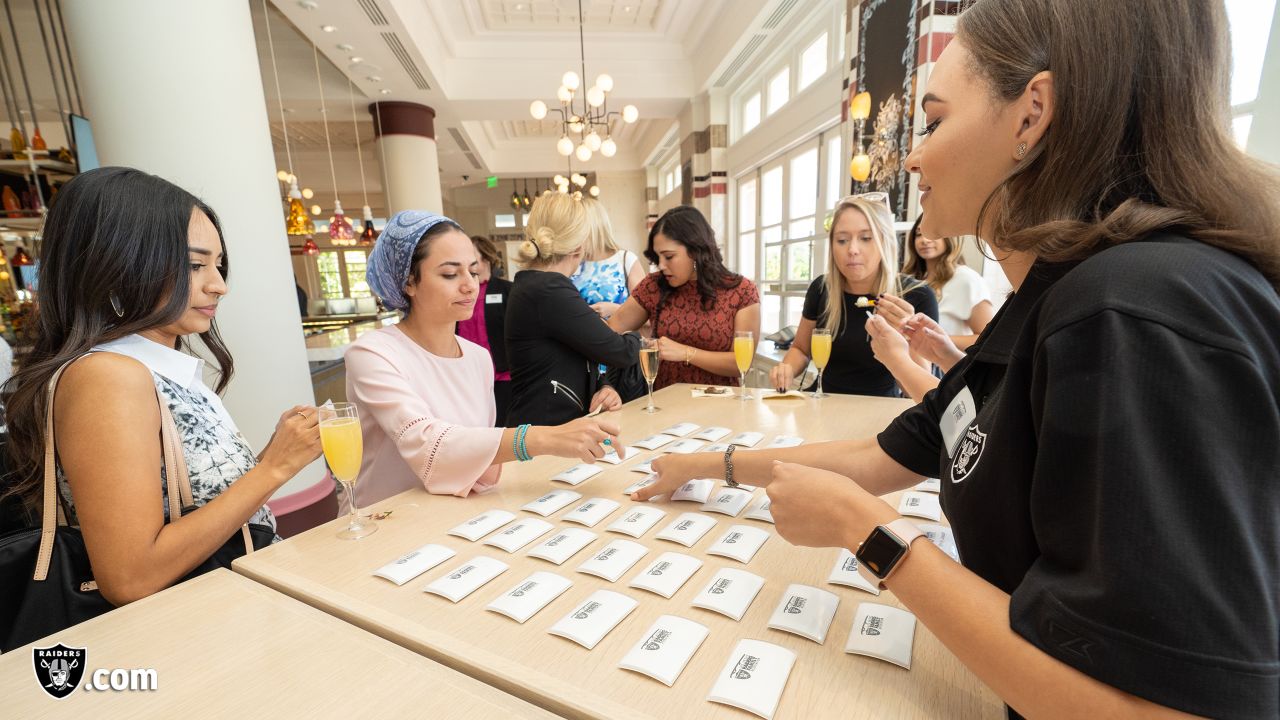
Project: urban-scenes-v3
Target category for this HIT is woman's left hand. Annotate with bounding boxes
[590,301,620,318]
[767,461,900,549]
[588,385,622,413]
[876,293,916,330]
[656,336,688,362]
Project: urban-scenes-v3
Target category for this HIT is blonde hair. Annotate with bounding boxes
[516,192,589,267]
[902,222,965,301]
[581,197,620,261]
[821,196,924,335]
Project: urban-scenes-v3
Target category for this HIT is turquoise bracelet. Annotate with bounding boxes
[516,424,532,462]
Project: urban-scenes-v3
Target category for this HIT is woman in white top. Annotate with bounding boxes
[1,167,323,606]
[571,197,645,319]
[901,217,995,348]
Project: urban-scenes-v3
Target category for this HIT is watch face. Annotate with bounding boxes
[856,528,909,579]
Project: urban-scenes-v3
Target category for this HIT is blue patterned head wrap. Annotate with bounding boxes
[366,210,457,311]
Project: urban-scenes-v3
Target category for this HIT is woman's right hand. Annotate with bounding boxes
[633,453,702,501]
[530,416,622,463]
[258,405,323,483]
[901,313,966,370]
[769,362,797,392]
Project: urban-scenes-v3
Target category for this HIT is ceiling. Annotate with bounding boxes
[2,0,809,208]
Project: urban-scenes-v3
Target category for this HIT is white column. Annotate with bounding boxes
[63,0,323,499]
[369,102,443,213]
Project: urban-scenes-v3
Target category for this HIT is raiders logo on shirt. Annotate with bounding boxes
[950,423,987,483]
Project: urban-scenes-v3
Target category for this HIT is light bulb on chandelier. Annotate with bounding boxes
[596,74,613,92]
[530,100,548,120]
[585,131,602,151]
[601,137,617,157]
[589,185,600,197]
[557,135,575,156]
[562,71,580,90]
[557,85,573,104]
[586,86,605,108]
[575,144,593,162]
[622,105,639,123]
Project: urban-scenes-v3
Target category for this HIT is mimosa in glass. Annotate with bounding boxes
[734,331,754,401]
[811,328,832,398]
[320,403,376,539]
[639,338,660,413]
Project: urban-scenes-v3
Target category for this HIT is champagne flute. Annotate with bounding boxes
[811,328,832,398]
[639,337,661,413]
[733,330,755,401]
[319,403,376,539]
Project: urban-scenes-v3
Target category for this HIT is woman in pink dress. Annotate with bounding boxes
[346,210,623,508]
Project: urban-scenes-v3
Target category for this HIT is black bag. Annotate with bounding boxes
[0,358,271,652]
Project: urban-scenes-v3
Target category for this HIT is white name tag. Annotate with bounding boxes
[767,583,841,644]
[521,489,582,517]
[485,571,572,624]
[690,567,766,621]
[605,505,667,538]
[628,551,703,598]
[622,474,657,495]
[692,426,732,441]
[634,433,678,450]
[654,512,718,547]
[526,527,598,565]
[618,615,709,687]
[845,602,918,669]
[563,498,621,528]
[727,431,764,448]
[547,589,638,650]
[481,518,555,553]
[742,497,774,524]
[897,491,942,521]
[659,422,701,437]
[701,487,754,517]
[706,639,797,720]
[940,385,977,458]
[664,438,706,454]
[422,556,509,603]
[827,548,881,595]
[551,463,605,486]
[706,524,770,564]
[671,479,716,503]
[485,293,503,304]
[373,543,456,586]
[447,510,517,542]
[763,435,804,449]
[576,539,649,582]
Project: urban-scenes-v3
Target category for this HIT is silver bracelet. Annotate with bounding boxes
[723,445,739,488]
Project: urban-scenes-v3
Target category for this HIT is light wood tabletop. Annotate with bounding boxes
[234,384,1003,720]
[0,569,560,719]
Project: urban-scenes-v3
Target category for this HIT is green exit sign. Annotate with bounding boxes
[486,176,499,188]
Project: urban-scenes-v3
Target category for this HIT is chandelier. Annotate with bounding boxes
[528,0,638,163]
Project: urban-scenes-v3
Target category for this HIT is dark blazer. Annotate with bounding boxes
[480,276,512,374]
[505,269,641,426]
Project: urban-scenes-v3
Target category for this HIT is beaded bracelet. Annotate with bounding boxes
[516,424,533,462]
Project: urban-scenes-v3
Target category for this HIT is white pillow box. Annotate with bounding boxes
[701,487,754,517]
[623,474,658,495]
[845,602,918,669]
[670,479,716,503]
[706,639,797,720]
[628,552,704,599]
[633,433,678,450]
[605,505,667,538]
[766,583,841,644]
[629,457,659,474]
[521,489,582,517]
[373,543,456,586]
[690,567,766,621]
[447,510,517,542]
[562,497,622,528]
[726,431,764,447]
[617,614,709,687]
[480,518,555,553]
[742,497,774,524]
[700,442,732,453]
[547,589,639,650]
[422,556,509,603]
[485,571,573,624]
[596,445,640,465]
[692,426,732,442]
[827,549,881,595]
[526,527,598,566]
[916,522,961,562]
[575,539,650,583]
[659,422,701,437]
[914,477,941,493]
[897,491,942,521]
[551,463,605,486]
[654,512,718,548]
[705,525,770,564]
[664,438,706,454]
[762,435,804,449]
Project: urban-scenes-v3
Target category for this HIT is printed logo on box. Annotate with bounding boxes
[732,654,759,680]
[676,520,695,530]
[717,495,735,505]
[624,512,643,523]
[648,561,671,576]
[861,615,884,636]
[724,532,743,544]
[502,524,526,535]
[784,596,807,614]
[595,548,618,561]
[573,601,602,620]
[841,556,859,572]
[449,565,476,580]
[394,551,420,565]
[467,515,490,525]
[709,578,732,594]
[644,629,672,651]
[547,534,569,546]
[577,503,597,512]
[511,581,538,597]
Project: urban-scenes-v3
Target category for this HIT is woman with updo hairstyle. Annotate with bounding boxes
[505,192,642,426]
[344,210,626,509]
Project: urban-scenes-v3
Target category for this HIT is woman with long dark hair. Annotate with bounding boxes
[639,1,1280,716]
[609,205,760,389]
[1,167,322,606]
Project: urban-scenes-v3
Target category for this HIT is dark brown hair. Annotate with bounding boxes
[470,234,501,268]
[646,205,744,312]
[960,0,1280,287]
[2,167,235,515]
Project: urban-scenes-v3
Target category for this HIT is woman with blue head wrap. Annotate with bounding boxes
[343,209,627,508]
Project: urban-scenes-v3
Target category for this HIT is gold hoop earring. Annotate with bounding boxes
[1015,142,1028,159]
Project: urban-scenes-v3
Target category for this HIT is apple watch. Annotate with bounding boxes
[854,517,925,588]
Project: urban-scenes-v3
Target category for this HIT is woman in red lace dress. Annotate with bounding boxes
[610,206,760,390]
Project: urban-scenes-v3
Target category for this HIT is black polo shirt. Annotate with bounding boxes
[878,235,1280,719]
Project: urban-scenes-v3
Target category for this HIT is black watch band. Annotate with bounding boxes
[723,445,739,488]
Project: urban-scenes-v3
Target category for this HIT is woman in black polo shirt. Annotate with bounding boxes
[638,1,1280,717]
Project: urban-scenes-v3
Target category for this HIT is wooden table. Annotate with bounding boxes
[234,384,1003,720]
[0,569,559,719]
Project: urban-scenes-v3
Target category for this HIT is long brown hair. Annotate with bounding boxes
[960,0,1280,287]
[902,216,965,300]
[1,167,236,515]
[646,205,743,312]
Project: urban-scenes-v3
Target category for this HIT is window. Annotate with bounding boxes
[494,213,516,228]
[1226,0,1277,148]
[522,212,530,227]
[316,251,344,300]
[766,68,790,115]
[826,134,844,209]
[799,34,828,91]
[737,178,757,279]
[743,92,762,134]
[343,250,371,298]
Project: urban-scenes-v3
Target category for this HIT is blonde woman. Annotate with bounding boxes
[506,192,642,425]
[769,194,938,397]
[571,197,646,319]
[901,217,994,349]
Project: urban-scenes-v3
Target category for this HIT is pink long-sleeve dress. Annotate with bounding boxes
[343,325,505,508]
